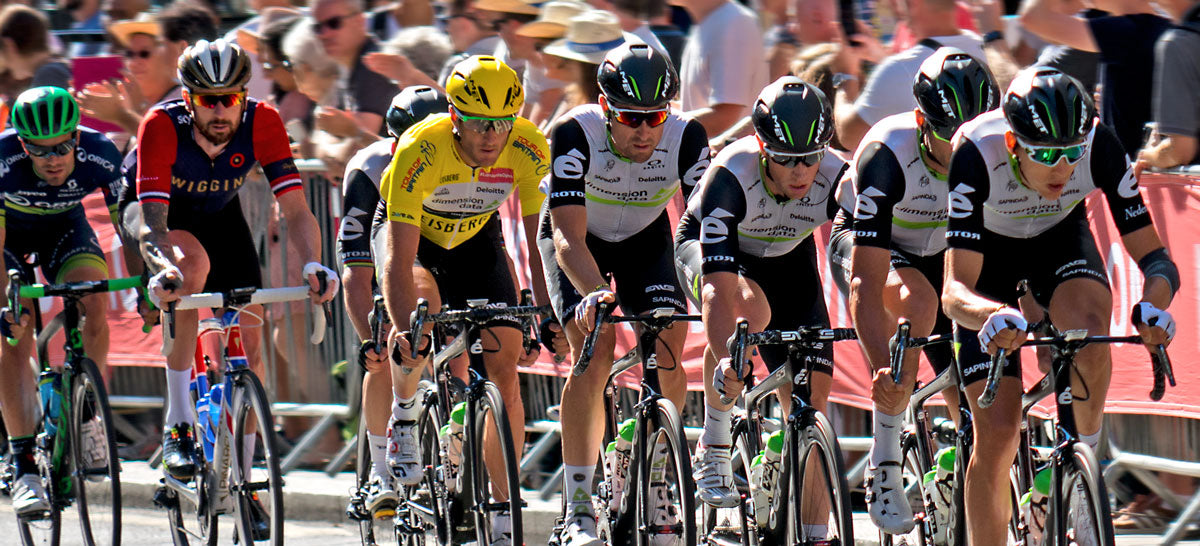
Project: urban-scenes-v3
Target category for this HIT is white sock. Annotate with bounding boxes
[368,433,389,479]
[1080,431,1101,450]
[164,368,195,429]
[393,394,419,423]
[700,403,732,447]
[563,464,595,516]
[869,408,904,467]
[802,523,828,539]
[241,434,255,478]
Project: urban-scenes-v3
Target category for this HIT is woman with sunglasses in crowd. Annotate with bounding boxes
[674,76,847,543]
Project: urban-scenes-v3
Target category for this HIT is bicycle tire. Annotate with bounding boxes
[398,382,448,546]
[881,431,930,546]
[635,398,695,546]
[158,390,217,546]
[786,410,853,545]
[354,409,401,546]
[18,506,61,546]
[468,381,524,546]
[949,422,970,546]
[1050,443,1115,546]
[69,357,121,546]
[230,371,285,546]
[701,415,757,546]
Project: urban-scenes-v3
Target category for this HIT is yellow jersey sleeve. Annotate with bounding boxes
[380,115,444,226]
[506,119,550,217]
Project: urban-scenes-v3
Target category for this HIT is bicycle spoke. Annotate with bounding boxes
[231,373,284,545]
[70,358,121,546]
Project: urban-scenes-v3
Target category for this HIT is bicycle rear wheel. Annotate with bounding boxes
[1051,443,1115,546]
[69,357,121,546]
[230,371,284,546]
[786,409,853,545]
[881,431,931,546]
[18,505,61,546]
[468,381,523,546]
[635,397,695,546]
[354,409,400,546]
[701,416,757,546]
[395,382,446,546]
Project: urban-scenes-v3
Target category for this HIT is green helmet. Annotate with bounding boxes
[11,86,80,140]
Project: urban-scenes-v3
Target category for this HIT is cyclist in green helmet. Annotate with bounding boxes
[0,86,126,517]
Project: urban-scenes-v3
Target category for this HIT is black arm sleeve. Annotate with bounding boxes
[945,139,991,252]
[547,118,591,209]
[677,119,712,201]
[337,169,382,268]
[1089,123,1155,235]
[849,143,906,248]
[698,167,748,275]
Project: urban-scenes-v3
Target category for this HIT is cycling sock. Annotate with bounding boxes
[164,367,195,429]
[701,403,732,447]
[9,435,37,476]
[368,433,388,480]
[393,394,419,423]
[1079,430,1101,450]
[869,408,904,467]
[563,464,595,517]
[802,523,828,539]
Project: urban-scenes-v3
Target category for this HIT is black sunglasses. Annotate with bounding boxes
[312,12,360,34]
[22,135,78,158]
[123,49,153,59]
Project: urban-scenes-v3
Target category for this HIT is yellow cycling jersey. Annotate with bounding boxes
[379,113,550,249]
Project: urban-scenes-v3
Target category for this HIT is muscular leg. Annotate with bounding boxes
[654,321,689,413]
[389,266,441,402]
[962,377,1023,546]
[1047,278,1112,439]
[479,326,526,503]
[163,231,210,375]
[559,320,617,469]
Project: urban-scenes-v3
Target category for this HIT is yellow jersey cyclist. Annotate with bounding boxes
[337,85,448,515]
[0,87,126,515]
[942,67,1177,545]
[377,55,552,546]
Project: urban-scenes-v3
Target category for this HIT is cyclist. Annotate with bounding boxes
[130,39,339,530]
[377,55,552,546]
[826,48,998,534]
[942,66,1178,546]
[675,77,847,541]
[337,85,448,516]
[542,43,710,546]
[0,87,124,515]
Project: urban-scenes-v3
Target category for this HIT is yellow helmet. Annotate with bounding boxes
[445,55,524,118]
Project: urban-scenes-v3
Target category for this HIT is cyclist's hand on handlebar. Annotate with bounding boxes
[0,306,30,340]
[872,368,911,410]
[358,339,388,373]
[148,266,183,307]
[303,262,340,304]
[575,287,615,333]
[518,340,540,367]
[712,357,745,404]
[391,329,430,373]
[136,291,161,330]
[978,307,1027,355]
[1132,302,1175,348]
[539,317,569,358]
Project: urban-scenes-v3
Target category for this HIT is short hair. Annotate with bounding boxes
[384,26,454,82]
[310,0,366,13]
[283,18,341,80]
[0,5,49,56]
[612,0,667,19]
[261,16,302,63]
[158,0,220,44]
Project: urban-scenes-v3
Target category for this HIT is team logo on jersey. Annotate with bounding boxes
[420,140,437,163]
[1007,180,1019,192]
[230,153,245,168]
[948,183,975,218]
[1116,169,1139,199]
[554,149,587,179]
[919,175,930,187]
[854,187,886,220]
[605,159,616,171]
[682,148,710,186]
[339,206,370,241]
[478,168,514,185]
[700,207,734,244]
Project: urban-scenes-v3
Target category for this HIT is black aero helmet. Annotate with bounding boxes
[597,43,678,109]
[751,76,833,154]
[386,86,449,139]
[1002,66,1095,146]
[914,47,999,140]
[178,39,252,92]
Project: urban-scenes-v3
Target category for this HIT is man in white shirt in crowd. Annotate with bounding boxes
[673,0,769,137]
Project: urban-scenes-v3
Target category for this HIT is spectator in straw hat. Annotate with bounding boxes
[516,0,587,126]
[588,0,668,55]
[228,3,302,105]
[541,9,626,127]
[474,0,541,80]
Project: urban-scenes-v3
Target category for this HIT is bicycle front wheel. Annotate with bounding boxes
[354,409,400,546]
[635,397,696,546]
[230,372,284,546]
[69,357,121,546]
[880,431,930,546]
[18,504,61,546]
[468,381,523,546]
[787,410,854,545]
[1052,443,1115,546]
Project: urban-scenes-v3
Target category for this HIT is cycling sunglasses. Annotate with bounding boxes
[262,59,292,72]
[123,49,154,59]
[312,12,360,34]
[1019,138,1087,167]
[189,91,246,110]
[762,145,826,168]
[22,135,77,158]
[452,107,515,134]
[606,105,669,129]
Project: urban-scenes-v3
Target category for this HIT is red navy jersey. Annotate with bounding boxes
[135,98,302,213]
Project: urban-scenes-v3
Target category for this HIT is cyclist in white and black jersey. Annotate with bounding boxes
[336,86,448,516]
[674,78,847,539]
[826,48,999,534]
[542,43,710,546]
[942,67,1178,546]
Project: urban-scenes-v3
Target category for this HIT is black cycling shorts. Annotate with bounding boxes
[4,206,108,284]
[955,212,1109,386]
[537,206,686,325]
[676,236,833,376]
[827,222,954,374]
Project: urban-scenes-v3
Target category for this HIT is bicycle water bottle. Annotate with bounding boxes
[1019,467,1051,543]
[604,418,636,511]
[750,430,784,527]
[196,392,214,462]
[38,370,64,438]
[438,401,466,492]
[923,446,956,543]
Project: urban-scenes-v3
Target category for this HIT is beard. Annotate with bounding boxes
[197,118,237,145]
